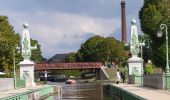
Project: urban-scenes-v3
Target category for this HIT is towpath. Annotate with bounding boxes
[112,84,170,100]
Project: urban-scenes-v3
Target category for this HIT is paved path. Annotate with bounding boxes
[112,84,170,100]
[0,85,47,99]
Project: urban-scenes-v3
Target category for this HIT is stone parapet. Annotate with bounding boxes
[0,78,14,92]
[143,73,163,89]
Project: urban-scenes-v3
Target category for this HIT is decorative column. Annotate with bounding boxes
[19,23,37,87]
[127,18,143,85]
[121,0,127,43]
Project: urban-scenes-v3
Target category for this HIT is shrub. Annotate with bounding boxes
[144,63,155,74]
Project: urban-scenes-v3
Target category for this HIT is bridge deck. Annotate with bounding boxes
[35,62,102,70]
[111,83,170,100]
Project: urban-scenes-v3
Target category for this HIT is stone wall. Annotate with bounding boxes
[143,73,163,89]
[0,78,14,92]
[128,75,135,84]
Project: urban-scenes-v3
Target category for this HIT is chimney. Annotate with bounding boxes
[121,0,127,43]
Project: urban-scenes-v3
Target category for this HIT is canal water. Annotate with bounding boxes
[44,82,112,100]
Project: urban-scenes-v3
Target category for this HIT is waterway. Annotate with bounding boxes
[44,81,112,100]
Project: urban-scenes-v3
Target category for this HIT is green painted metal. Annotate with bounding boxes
[163,73,170,89]
[108,84,146,100]
[39,85,54,97]
[16,79,26,89]
[134,76,143,85]
[0,85,54,100]
[0,92,29,100]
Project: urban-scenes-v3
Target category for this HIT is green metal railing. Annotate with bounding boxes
[15,79,26,89]
[163,73,170,89]
[134,76,143,85]
[108,84,146,100]
[0,92,29,100]
[39,85,53,97]
[0,85,54,100]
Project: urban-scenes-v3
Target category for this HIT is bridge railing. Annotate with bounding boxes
[35,62,103,70]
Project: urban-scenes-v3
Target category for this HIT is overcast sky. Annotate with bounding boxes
[0,0,144,59]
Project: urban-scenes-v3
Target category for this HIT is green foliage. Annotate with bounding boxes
[139,0,170,69]
[30,39,43,63]
[76,35,103,62]
[0,16,21,77]
[65,52,76,62]
[144,63,155,74]
[138,34,152,62]
[76,35,126,65]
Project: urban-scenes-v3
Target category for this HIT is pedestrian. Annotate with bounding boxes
[116,69,121,84]
[120,71,125,83]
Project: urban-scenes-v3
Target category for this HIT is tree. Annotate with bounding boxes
[76,35,103,62]
[96,37,125,64]
[65,52,76,62]
[138,34,152,63]
[76,35,126,66]
[30,39,43,63]
[139,0,170,68]
[0,16,21,77]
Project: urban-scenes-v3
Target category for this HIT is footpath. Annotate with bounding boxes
[112,83,170,100]
[0,85,53,99]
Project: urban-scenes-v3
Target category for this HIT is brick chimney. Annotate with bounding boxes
[121,0,127,43]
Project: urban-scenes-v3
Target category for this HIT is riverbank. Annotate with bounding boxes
[0,85,59,100]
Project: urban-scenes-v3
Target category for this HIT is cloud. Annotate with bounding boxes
[3,11,120,58]
[0,0,144,58]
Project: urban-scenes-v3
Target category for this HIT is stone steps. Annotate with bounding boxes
[102,67,116,81]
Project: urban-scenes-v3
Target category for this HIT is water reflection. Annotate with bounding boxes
[45,82,112,100]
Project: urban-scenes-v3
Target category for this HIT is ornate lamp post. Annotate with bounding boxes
[13,45,20,89]
[157,24,169,73]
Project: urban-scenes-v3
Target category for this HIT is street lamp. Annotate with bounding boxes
[13,45,20,89]
[139,42,145,75]
[13,47,16,89]
[157,24,169,73]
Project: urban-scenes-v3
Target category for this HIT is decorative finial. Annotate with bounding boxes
[23,22,29,29]
[131,18,136,25]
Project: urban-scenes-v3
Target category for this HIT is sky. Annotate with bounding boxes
[0,0,144,59]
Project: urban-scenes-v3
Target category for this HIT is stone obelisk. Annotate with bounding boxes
[128,18,142,75]
[19,23,37,87]
[121,0,127,43]
[127,18,143,85]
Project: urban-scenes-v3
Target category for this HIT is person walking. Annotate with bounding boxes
[116,69,121,84]
[120,71,125,83]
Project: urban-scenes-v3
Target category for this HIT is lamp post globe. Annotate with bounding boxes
[157,31,163,37]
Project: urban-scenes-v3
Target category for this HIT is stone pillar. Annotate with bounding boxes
[121,0,127,43]
[19,23,37,87]
[127,57,143,85]
[95,69,101,80]
[127,18,143,85]
[19,60,35,87]
[127,56,143,75]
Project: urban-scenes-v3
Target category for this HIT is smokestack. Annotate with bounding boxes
[121,0,127,43]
